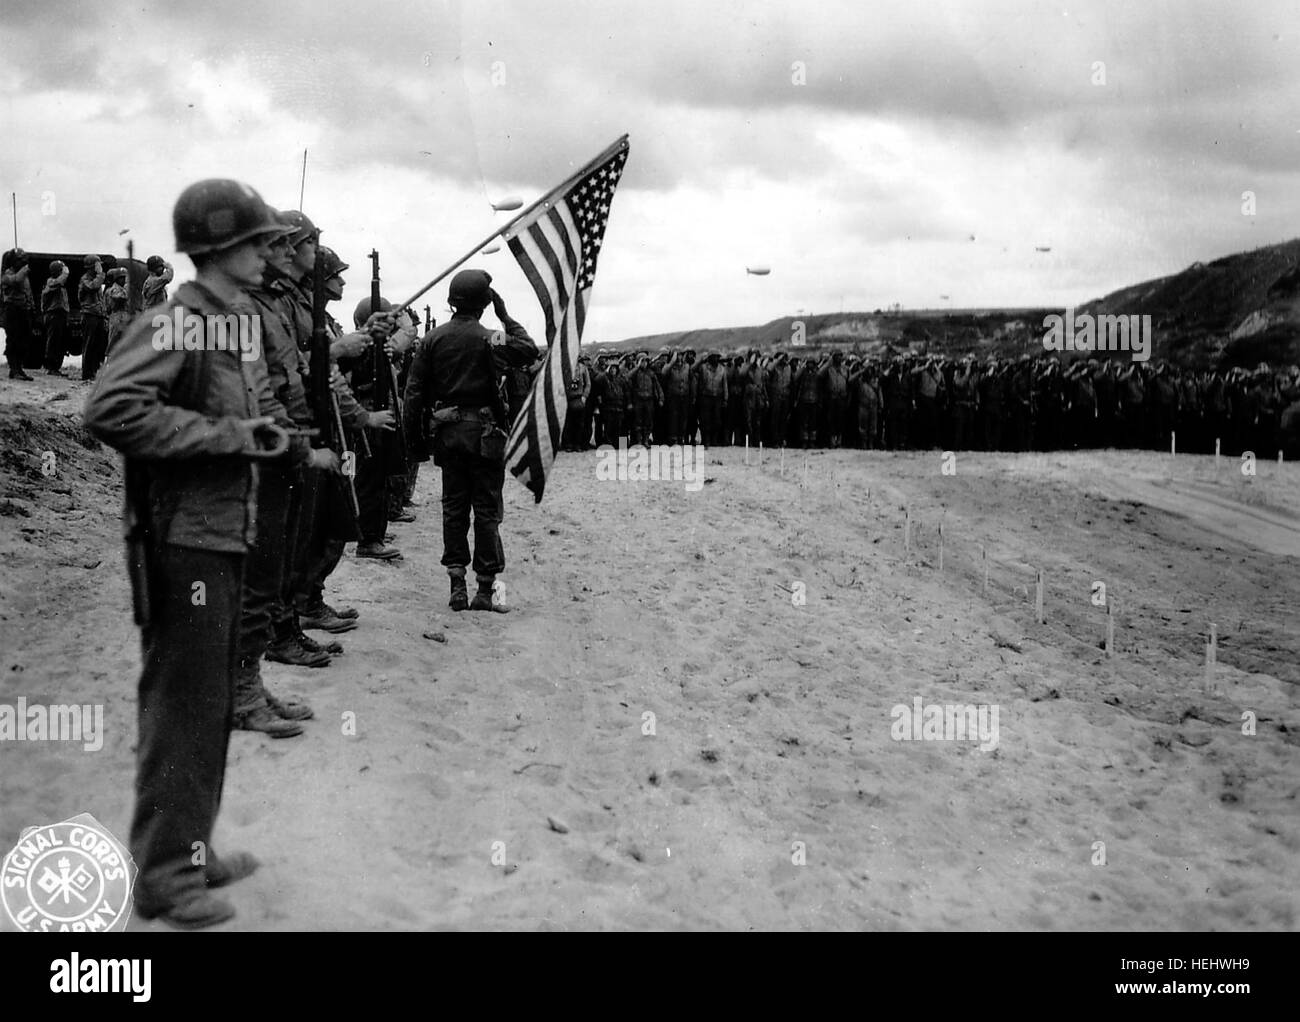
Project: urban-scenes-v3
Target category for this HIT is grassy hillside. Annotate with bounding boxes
[606,240,1300,369]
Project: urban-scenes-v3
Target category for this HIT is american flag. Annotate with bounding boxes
[502,135,629,502]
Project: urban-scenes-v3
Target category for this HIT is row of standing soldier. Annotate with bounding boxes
[523,348,1300,460]
[1,246,175,381]
[80,178,536,930]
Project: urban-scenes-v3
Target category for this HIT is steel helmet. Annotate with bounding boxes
[448,268,493,309]
[146,255,166,273]
[353,295,393,327]
[278,209,318,248]
[318,245,349,278]
[173,179,282,255]
[48,259,64,275]
[84,254,101,267]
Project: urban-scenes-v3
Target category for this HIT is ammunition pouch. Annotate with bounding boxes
[429,404,505,465]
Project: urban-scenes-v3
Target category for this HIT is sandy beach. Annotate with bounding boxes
[1,379,1296,931]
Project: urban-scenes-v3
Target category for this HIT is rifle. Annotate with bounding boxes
[368,248,410,473]
[311,230,362,538]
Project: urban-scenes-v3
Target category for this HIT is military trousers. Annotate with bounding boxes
[130,543,243,914]
[440,450,505,578]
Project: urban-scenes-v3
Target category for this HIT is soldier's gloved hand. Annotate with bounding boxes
[331,332,370,361]
[309,447,341,474]
[233,416,278,454]
[367,409,397,432]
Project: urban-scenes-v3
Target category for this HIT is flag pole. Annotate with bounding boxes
[394,134,628,315]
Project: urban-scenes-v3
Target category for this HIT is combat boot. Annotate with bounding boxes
[233,705,304,738]
[306,599,358,620]
[449,569,469,612]
[138,892,236,930]
[300,604,358,633]
[470,574,509,613]
[356,541,402,560]
[205,851,260,888]
[265,633,331,668]
[296,628,342,656]
[265,690,314,721]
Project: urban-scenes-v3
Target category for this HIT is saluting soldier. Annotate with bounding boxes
[79,255,109,381]
[84,179,299,928]
[41,259,71,376]
[403,269,538,613]
[2,248,36,380]
[142,256,174,308]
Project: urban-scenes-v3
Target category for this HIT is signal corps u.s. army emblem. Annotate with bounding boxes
[1,813,135,932]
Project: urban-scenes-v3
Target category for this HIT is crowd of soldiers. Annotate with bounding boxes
[1,247,176,381]
[538,347,1300,459]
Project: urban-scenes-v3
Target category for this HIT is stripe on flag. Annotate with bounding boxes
[502,136,629,502]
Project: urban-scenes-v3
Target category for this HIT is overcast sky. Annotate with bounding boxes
[2,0,1297,342]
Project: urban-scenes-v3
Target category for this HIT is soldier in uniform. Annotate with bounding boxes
[817,350,849,448]
[104,267,132,360]
[660,349,692,445]
[41,259,70,376]
[1093,358,1118,449]
[1005,355,1034,451]
[1067,360,1098,447]
[594,353,628,445]
[765,352,793,447]
[741,350,768,448]
[1150,363,1179,451]
[403,269,538,613]
[2,248,36,380]
[142,256,174,309]
[1117,362,1146,448]
[627,353,664,446]
[560,351,591,451]
[79,255,109,381]
[1177,367,1203,452]
[696,350,729,446]
[1203,368,1229,453]
[848,358,881,449]
[1247,364,1280,458]
[725,353,747,446]
[233,228,357,732]
[977,357,1005,450]
[880,359,912,450]
[912,356,944,450]
[950,355,979,450]
[84,178,299,928]
[792,355,820,448]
